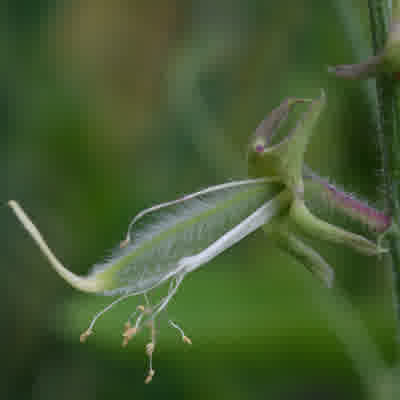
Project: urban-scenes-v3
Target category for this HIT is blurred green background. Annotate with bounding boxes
[3,0,399,398]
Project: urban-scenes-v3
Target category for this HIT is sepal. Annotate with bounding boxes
[248,91,326,193]
[289,198,387,256]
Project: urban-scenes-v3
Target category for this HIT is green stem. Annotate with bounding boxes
[368,0,400,357]
[333,0,379,122]
[369,1,390,54]
[313,287,386,399]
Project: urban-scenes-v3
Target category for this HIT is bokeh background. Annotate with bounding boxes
[3,0,399,399]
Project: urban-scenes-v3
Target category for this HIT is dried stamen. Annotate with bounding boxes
[169,320,192,345]
[144,369,155,384]
[144,320,157,383]
[81,293,134,343]
[122,325,138,347]
[80,328,92,343]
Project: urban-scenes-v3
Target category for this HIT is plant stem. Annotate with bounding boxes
[314,287,386,398]
[333,0,379,122]
[368,0,400,356]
